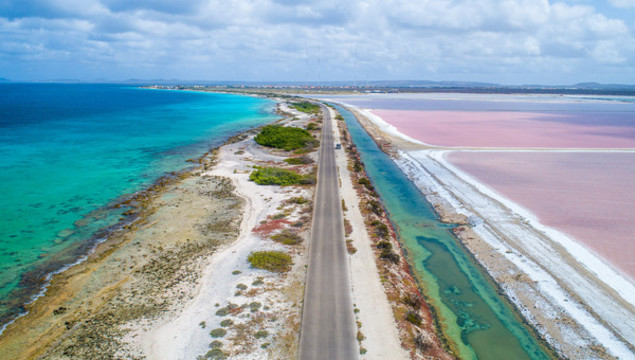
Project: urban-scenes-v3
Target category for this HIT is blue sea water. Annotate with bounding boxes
[0,84,276,327]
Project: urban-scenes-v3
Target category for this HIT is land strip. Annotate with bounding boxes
[298,105,357,359]
[0,100,320,359]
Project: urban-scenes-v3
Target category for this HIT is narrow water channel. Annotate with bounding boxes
[333,104,555,360]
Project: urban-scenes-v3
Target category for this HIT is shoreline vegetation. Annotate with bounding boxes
[330,106,453,359]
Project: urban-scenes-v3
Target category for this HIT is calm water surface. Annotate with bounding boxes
[335,104,555,360]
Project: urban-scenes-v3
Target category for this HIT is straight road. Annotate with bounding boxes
[298,105,357,359]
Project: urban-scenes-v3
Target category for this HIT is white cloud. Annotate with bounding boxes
[0,0,634,83]
[608,0,635,9]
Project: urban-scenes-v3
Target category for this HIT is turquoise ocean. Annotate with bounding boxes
[0,84,276,329]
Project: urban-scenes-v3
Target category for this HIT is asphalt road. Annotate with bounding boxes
[298,106,357,359]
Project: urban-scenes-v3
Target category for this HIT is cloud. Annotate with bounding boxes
[608,0,635,9]
[0,0,633,83]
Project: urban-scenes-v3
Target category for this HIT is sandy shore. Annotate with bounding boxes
[346,106,635,359]
[0,101,314,359]
[0,99,418,360]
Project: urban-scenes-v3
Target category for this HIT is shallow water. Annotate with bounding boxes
[334,104,555,360]
[0,84,276,327]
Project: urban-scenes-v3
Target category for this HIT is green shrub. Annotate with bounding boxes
[205,348,228,360]
[357,330,365,342]
[247,251,293,273]
[236,283,248,290]
[255,330,269,339]
[373,223,390,238]
[380,249,400,264]
[358,177,374,191]
[249,167,303,185]
[210,328,227,338]
[290,101,320,114]
[286,196,308,205]
[367,200,383,216]
[255,125,315,151]
[220,319,234,327]
[376,240,392,250]
[271,230,303,245]
[209,340,223,348]
[249,301,262,312]
[284,156,314,165]
[215,308,229,317]
[405,311,422,326]
[252,278,264,286]
[402,294,421,308]
[353,160,364,172]
[306,122,320,131]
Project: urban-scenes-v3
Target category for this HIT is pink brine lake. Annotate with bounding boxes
[447,151,635,279]
[372,110,635,148]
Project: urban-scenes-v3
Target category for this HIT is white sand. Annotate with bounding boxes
[329,107,409,359]
[140,142,288,359]
[124,105,315,360]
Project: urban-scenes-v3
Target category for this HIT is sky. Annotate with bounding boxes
[1,0,634,85]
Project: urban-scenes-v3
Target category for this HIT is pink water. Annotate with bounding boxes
[448,151,635,279]
[373,110,635,148]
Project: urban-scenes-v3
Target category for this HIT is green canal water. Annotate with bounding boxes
[334,104,555,360]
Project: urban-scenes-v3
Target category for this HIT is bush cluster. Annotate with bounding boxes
[210,328,227,338]
[255,125,315,151]
[353,160,364,172]
[271,230,303,245]
[405,311,422,326]
[380,248,400,264]
[367,200,383,216]
[306,122,320,131]
[371,220,389,238]
[247,251,293,273]
[284,156,314,165]
[290,101,320,114]
[250,167,315,186]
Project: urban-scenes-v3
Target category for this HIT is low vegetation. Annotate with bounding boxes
[405,311,422,326]
[306,122,320,131]
[249,166,315,186]
[286,196,309,205]
[210,328,227,338]
[367,199,383,216]
[271,230,303,245]
[255,125,316,151]
[284,156,314,165]
[255,330,269,339]
[247,251,293,273]
[371,220,390,239]
[358,177,374,191]
[290,101,320,114]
